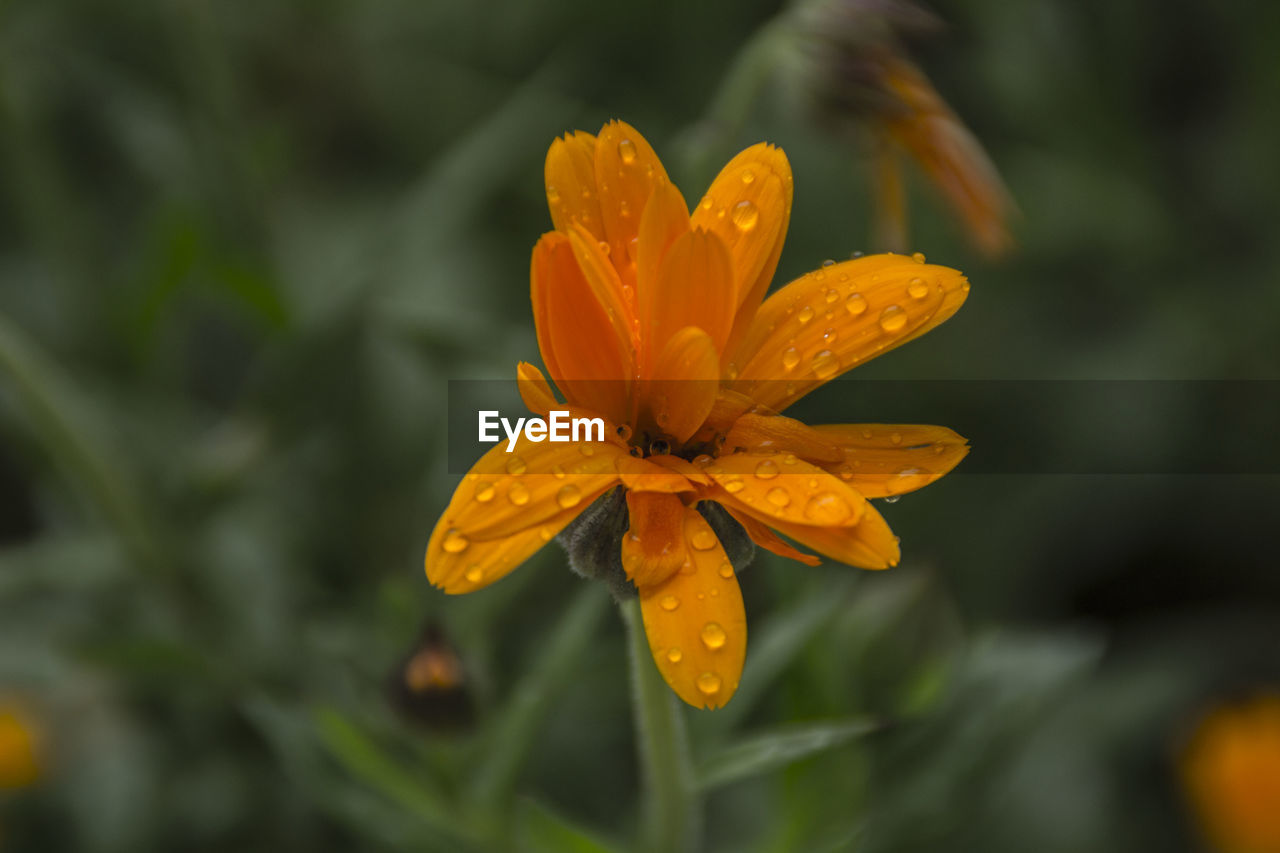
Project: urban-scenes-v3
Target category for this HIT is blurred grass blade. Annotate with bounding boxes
[712,576,856,730]
[469,585,609,809]
[313,707,475,845]
[697,717,881,791]
[0,312,163,572]
[514,798,625,853]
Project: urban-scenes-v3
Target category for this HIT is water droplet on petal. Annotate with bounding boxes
[557,484,582,509]
[691,529,717,551]
[824,288,840,304]
[741,169,756,185]
[797,306,815,324]
[883,494,901,504]
[766,486,791,507]
[660,595,680,612]
[724,479,745,493]
[700,622,727,650]
[700,195,714,211]
[618,138,637,164]
[845,292,868,316]
[782,453,798,465]
[551,464,566,479]
[879,304,908,333]
[442,529,469,553]
[667,647,683,663]
[693,454,714,468]
[755,459,780,480]
[731,199,759,232]
[580,443,596,457]
[822,327,838,344]
[474,483,495,502]
[804,492,853,525]
[506,455,527,475]
[822,258,836,268]
[547,185,560,204]
[782,346,800,371]
[912,252,926,263]
[464,566,483,583]
[811,350,840,379]
[697,672,722,695]
[508,482,531,505]
[890,432,903,445]
[908,278,929,300]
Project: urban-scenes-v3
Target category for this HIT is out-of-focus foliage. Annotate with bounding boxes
[1,0,1278,851]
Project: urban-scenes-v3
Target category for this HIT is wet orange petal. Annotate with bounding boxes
[691,143,792,359]
[530,232,632,423]
[700,452,867,529]
[567,223,636,355]
[594,121,671,282]
[646,453,712,487]
[721,504,821,566]
[647,326,719,444]
[439,438,625,542]
[735,501,901,570]
[722,412,844,463]
[622,491,689,587]
[645,228,734,359]
[636,181,691,338]
[616,454,696,494]
[638,505,747,709]
[811,423,969,498]
[517,362,559,416]
[732,253,969,411]
[426,507,579,594]
[545,131,604,241]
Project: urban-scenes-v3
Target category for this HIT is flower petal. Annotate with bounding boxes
[734,501,902,570]
[732,254,970,411]
[722,412,844,463]
[720,504,821,566]
[616,454,696,494]
[647,326,719,444]
[639,505,747,709]
[811,423,970,498]
[700,453,867,528]
[594,120,671,281]
[646,228,735,359]
[646,453,712,487]
[545,131,604,241]
[517,362,559,416]
[426,508,578,594]
[567,222,636,355]
[622,491,688,587]
[531,232,632,423]
[691,143,793,358]
[636,180,691,339]
[439,438,626,542]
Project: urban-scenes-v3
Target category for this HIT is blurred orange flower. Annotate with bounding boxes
[425,121,970,708]
[0,706,39,790]
[1183,692,1280,853]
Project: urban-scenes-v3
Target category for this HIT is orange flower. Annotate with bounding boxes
[0,705,39,789]
[1182,692,1280,853]
[425,121,970,708]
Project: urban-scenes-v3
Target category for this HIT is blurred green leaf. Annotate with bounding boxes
[513,798,625,853]
[696,716,881,791]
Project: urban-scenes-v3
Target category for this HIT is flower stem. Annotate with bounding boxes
[622,597,700,853]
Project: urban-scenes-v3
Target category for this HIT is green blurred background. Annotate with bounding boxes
[2,0,1278,850]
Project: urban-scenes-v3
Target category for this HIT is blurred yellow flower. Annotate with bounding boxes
[426,121,970,708]
[1183,692,1280,853]
[0,706,39,790]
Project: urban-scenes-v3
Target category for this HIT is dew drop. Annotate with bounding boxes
[556,484,582,509]
[811,350,840,379]
[879,304,908,333]
[700,622,727,650]
[650,439,670,456]
[506,455,528,475]
[617,138,637,164]
[700,195,714,211]
[803,492,853,525]
[824,288,840,304]
[667,647,683,663]
[718,562,734,579]
[474,482,495,503]
[782,453,798,465]
[697,672,722,695]
[725,362,739,381]
[890,432,903,445]
[766,486,791,507]
[883,494,901,504]
[908,278,929,300]
[731,199,759,232]
[822,327,838,344]
[508,482,531,505]
[797,306,815,324]
[691,529,718,551]
[845,292,868,316]
[912,252,926,263]
[741,169,756,185]
[442,529,469,554]
[616,423,633,441]
[755,459,780,480]
[538,526,553,541]
[782,346,800,371]
[551,464,566,479]
[464,566,483,583]
[693,454,714,468]
[580,443,596,457]
[724,479,745,494]
[822,258,836,267]
[660,595,680,612]
[547,185,560,204]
